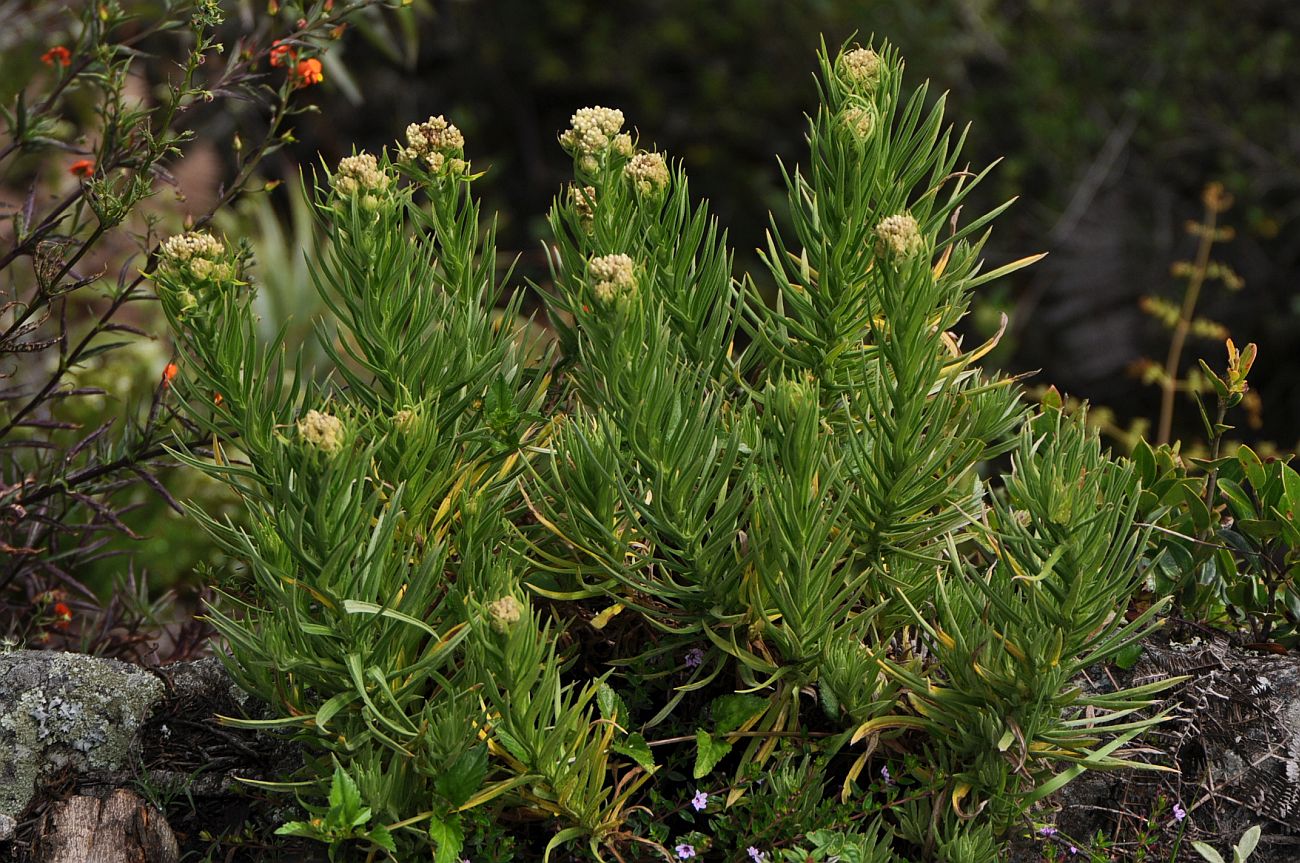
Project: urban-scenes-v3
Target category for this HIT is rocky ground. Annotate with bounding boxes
[2,634,1298,862]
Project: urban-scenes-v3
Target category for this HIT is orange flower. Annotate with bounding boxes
[42,46,71,67]
[213,392,224,406]
[293,57,324,88]
[269,39,295,68]
[52,601,72,629]
[163,362,178,386]
[68,159,94,178]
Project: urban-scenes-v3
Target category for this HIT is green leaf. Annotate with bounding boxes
[428,812,465,863]
[328,765,365,826]
[1234,825,1261,862]
[435,745,489,808]
[1281,464,1300,518]
[274,820,319,839]
[710,693,766,734]
[1192,841,1227,863]
[613,731,656,772]
[367,825,397,853]
[694,729,732,779]
[1113,642,1143,671]
[597,682,632,727]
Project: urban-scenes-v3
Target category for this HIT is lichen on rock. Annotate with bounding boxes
[0,651,164,819]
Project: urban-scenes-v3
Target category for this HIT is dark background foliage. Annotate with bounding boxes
[273,0,1300,446]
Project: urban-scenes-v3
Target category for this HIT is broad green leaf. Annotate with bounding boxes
[435,745,489,808]
[710,693,766,734]
[428,812,465,863]
[694,729,733,779]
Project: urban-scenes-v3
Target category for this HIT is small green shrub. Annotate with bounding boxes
[158,38,1178,862]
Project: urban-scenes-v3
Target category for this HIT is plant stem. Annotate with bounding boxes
[1156,202,1219,446]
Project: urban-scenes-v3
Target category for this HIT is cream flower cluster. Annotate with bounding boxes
[841,104,877,141]
[333,152,390,196]
[624,151,670,195]
[588,253,637,304]
[487,595,523,633]
[839,47,882,89]
[560,106,634,173]
[297,409,346,455]
[874,213,924,259]
[569,185,597,231]
[160,232,231,282]
[402,115,466,174]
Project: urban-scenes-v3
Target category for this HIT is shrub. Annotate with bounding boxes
[159,38,1177,862]
[0,0,414,655]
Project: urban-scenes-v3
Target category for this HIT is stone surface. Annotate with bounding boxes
[1006,637,1300,862]
[0,651,165,820]
[33,789,179,863]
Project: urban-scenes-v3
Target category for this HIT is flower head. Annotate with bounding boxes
[163,362,178,387]
[684,647,705,669]
[839,47,882,89]
[569,185,597,231]
[690,790,708,811]
[42,46,71,67]
[269,39,295,67]
[841,104,877,141]
[297,409,346,455]
[333,152,390,197]
[68,159,95,178]
[1037,825,1058,837]
[880,765,893,785]
[560,106,628,172]
[675,845,695,860]
[588,253,637,305]
[624,151,670,196]
[402,115,466,173]
[747,848,765,863]
[293,57,324,88]
[874,213,924,259]
[51,602,72,630]
[1172,802,1186,822]
[159,232,232,282]
[487,595,523,633]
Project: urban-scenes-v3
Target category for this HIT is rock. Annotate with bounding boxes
[1006,637,1300,863]
[0,651,164,820]
[32,789,178,863]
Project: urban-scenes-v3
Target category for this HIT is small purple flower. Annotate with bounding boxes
[684,647,705,668]
[747,847,766,863]
[691,789,709,811]
[1068,846,1078,856]
[880,765,893,785]
[676,843,696,859]
[1172,802,1187,822]
[1038,825,1058,837]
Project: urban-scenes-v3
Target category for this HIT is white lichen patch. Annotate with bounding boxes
[0,651,164,818]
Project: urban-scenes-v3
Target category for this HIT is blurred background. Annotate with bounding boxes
[3,0,1299,622]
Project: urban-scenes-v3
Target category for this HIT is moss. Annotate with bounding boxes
[0,651,163,818]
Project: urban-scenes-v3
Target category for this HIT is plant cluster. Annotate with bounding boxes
[158,40,1181,861]
[0,0,414,655]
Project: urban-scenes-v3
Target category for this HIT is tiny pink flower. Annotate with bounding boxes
[675,844,696,859]
[691,789,709,811]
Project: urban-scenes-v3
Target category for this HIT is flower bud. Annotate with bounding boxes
[873,213,924,259]
[839,47,882,89]
[588,253,637,304]
[624,152,670,196]
[401,115,465,173]
[297,409,346,455]
[487,595,522,633]
[333,152,390,197]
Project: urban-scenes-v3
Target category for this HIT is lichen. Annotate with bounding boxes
[0,651,164,818]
